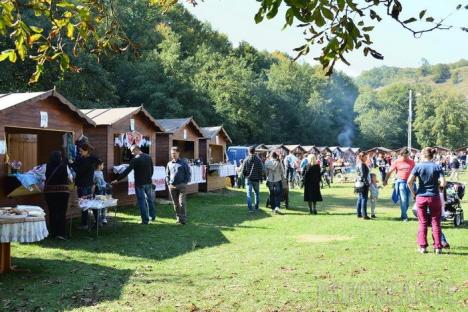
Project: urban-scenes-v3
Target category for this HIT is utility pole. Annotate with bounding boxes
[408,89,413,151]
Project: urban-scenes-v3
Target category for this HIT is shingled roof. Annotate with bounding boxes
[0,90,95,126]
[81,107,164,131]
[157,117,203,137]
[201,126,232,144]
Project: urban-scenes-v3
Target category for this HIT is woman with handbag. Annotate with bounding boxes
[44,151,73,240]
[355,152,371,220]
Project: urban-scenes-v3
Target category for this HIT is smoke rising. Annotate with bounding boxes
[338,124,355,147]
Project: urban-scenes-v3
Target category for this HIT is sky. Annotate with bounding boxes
[183,0,468,76]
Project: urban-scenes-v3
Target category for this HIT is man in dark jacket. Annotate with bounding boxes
[166,147,191,224]
[112,145,155,224]
[242,146,264,212]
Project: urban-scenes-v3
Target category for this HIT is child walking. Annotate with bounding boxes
[369,173,380,218]
[94,159,108,224]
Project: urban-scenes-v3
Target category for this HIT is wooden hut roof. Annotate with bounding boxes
[265,144,288,152]
[81,106,164,131]
[0,90,95,126]
[156,117,204,137]
[455,146,468,153]
[284,145,305,153]
[302,146,319,153]
[365,147,392,153]
[328,146,342,152]
[393,147,420,153]
[201,126,232,144]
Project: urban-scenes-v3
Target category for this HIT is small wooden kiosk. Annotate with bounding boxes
[365,147,392,156]
[302,146,320,155]
[0,90,96,218]
[81,107,165,206]
[317,146,332,156]
[156,118,205,195]
[393,147,420,155]
[284,145,306,157]
[199,126,233,192]
[433,146,452,155]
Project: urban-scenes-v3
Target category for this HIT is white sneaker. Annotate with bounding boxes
[434,248,442,255]
[418,247,427,254]
[274,207,280,214]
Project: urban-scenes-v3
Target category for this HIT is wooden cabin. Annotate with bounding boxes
[365,147,393,156]
[81,107,165,206]
[284,145,306,156]
[302,146,320,155]
[328,146,344,158]
[156,118,205,195]
[316,146,332,155]
[455,146,468,154]
[0,90,95,219]
[393,147,420,155]
[199,126,233,192]
[265,145,289,157]
[433,146,452,155]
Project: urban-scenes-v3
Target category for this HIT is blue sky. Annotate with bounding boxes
[183,0,468,76]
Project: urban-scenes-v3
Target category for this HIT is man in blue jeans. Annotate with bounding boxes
[112,145,155,224]
[242,146,264,212]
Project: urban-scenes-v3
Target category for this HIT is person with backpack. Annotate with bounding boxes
[242,146,264,213]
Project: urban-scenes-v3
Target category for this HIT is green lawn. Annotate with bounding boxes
[1,171,467,311]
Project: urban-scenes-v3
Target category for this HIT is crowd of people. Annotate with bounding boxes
[236,145,463,255]
[42,142,192,240]
[41,139,463,255]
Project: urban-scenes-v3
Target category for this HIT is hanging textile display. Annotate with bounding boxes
[115,132,151,149]
[128,166,166,195]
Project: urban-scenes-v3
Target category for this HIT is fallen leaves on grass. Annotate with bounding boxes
[296,234,352,243]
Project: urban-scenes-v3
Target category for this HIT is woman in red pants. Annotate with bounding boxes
[407,147,446,254]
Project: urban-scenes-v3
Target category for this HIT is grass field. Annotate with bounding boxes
[1,171,467,311]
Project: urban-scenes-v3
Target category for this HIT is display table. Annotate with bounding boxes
[0,214,48,274]
[78,198,119,237]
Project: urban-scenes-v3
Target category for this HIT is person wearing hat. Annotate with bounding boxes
[383,147,415,221]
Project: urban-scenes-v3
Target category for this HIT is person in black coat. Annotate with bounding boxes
[69,143,99,228]
[303,154,323,214]
[44,151,72,240]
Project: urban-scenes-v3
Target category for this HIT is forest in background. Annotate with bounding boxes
[0,2,466,149]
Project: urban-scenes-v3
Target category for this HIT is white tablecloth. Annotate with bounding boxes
[0,219,48,243]
[218,164,237,177]
[78,199,118,211]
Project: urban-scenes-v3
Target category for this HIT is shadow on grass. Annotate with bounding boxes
[1,258,132,311]
[38,189,271,262]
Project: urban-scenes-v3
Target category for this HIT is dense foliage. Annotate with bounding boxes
[1,2,467,149]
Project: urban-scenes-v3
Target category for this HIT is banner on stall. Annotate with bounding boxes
[128,166,166,195]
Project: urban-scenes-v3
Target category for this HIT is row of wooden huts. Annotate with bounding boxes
[0,90,234,217]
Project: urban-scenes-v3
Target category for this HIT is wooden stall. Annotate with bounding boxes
[393,147,420,155]
[81,107,164,206]
[199,126,233,192]
[433,146,452,155]
[0,90,96,219]
[156,118,205,195]
[455,146,468,154]
[329,146,344,159]
[302,146,320,155]
[316,146,332,155]
[365,147,392,156]
[266,145,289,157]
[284,145,306,157]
